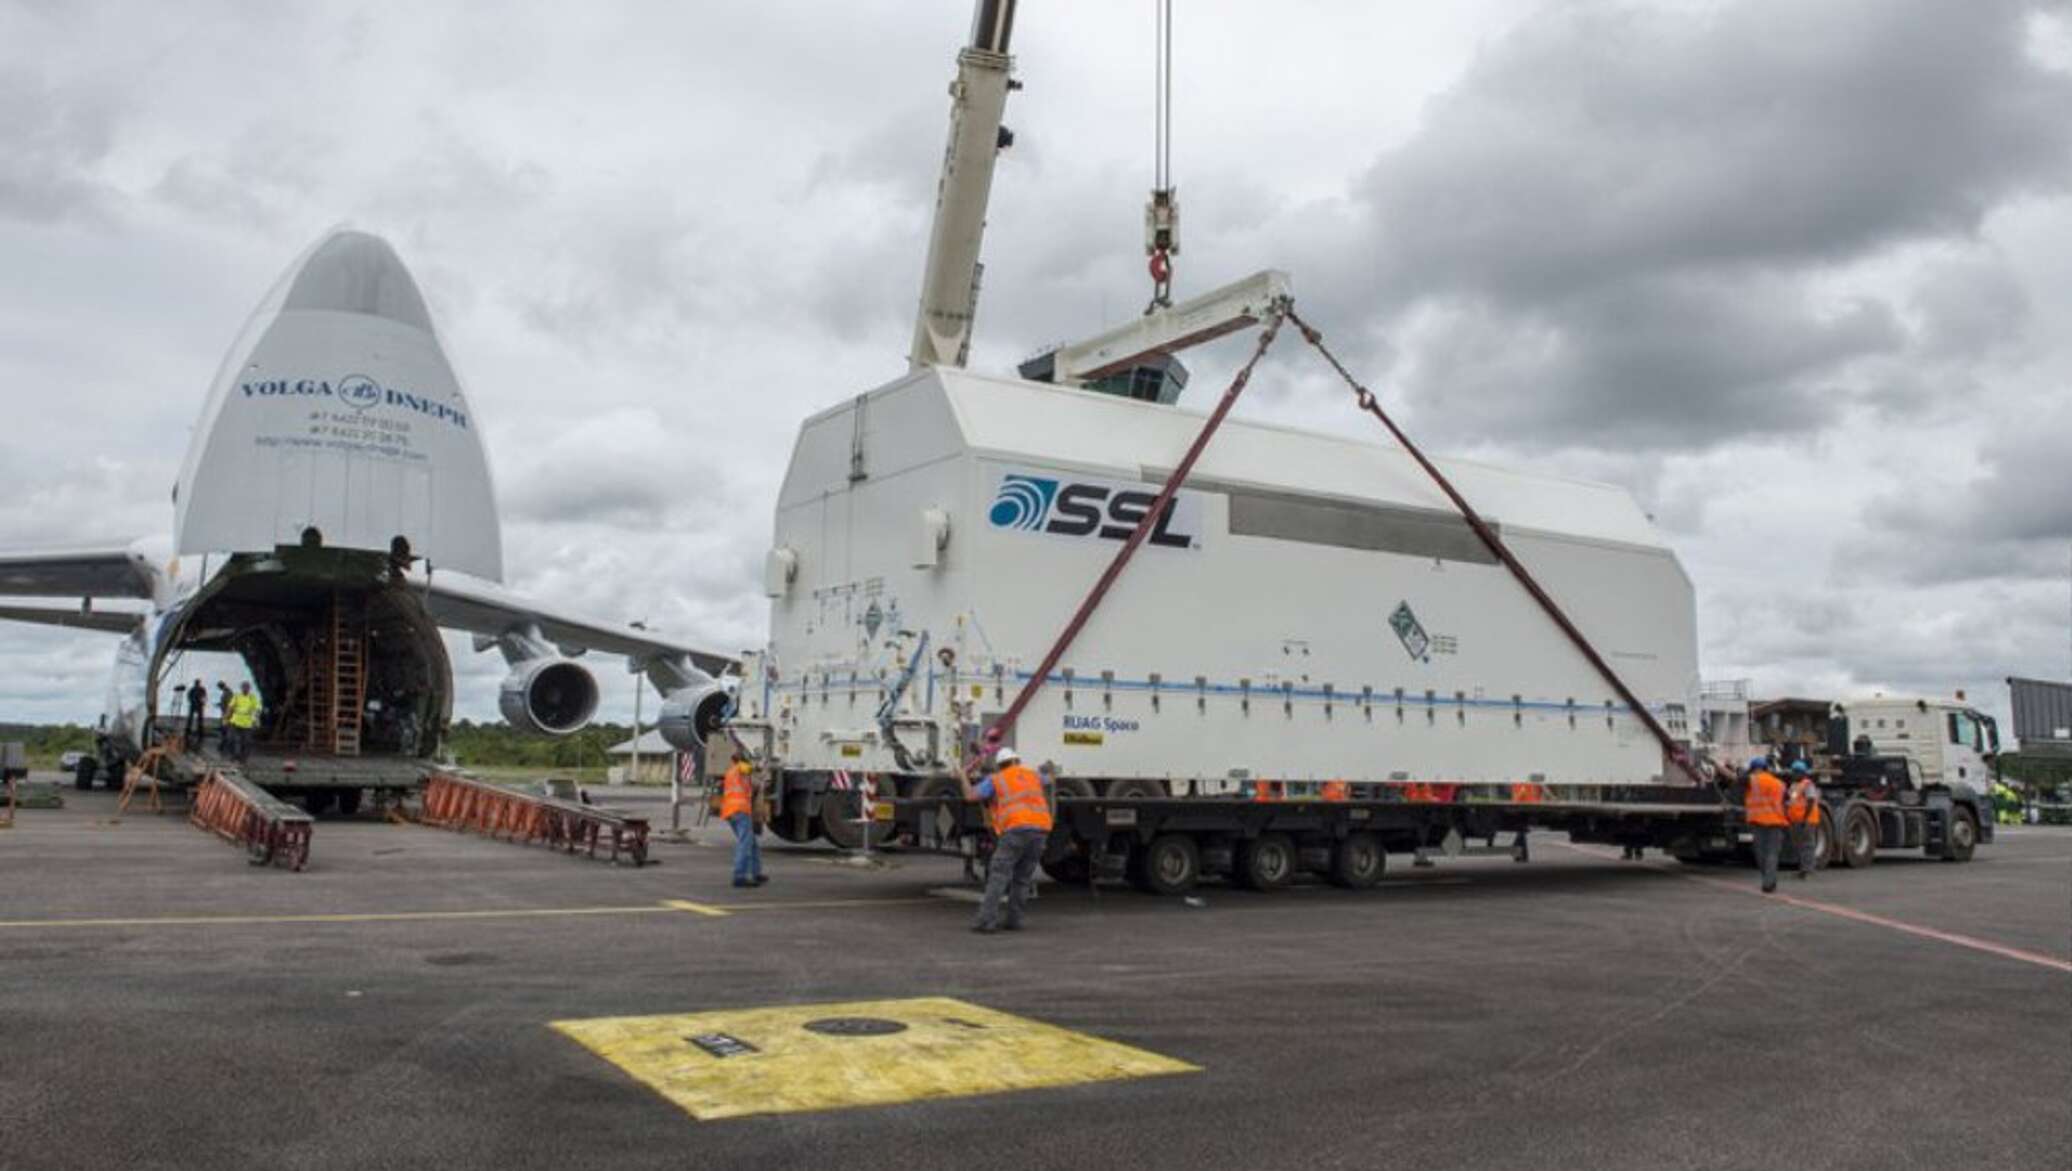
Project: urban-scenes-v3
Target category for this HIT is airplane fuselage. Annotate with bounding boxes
[99,545,453,789]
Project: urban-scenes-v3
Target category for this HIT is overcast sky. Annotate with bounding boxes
[3,0,2068,737]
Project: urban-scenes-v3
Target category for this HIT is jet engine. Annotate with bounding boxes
[656,678,733,752]
[499,657,599,736]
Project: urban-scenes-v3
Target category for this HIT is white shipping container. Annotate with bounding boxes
[741,365,1699,790]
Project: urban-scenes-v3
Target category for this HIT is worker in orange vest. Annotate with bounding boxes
[959,746,1053,934]
[719,751,766,888]
[1786,760,1823,880]
[1250,779,1280,802]
[1319,779,1351,802]
[1744,755,1790,893]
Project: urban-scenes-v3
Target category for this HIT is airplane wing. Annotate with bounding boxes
[0,601,148,634]
[418,571,737,677]
[0,545,156,600]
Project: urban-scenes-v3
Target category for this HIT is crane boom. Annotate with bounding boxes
[907,0,1019,370]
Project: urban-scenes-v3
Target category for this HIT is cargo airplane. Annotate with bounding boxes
[0,229,733,809]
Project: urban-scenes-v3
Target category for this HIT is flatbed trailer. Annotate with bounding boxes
[810,769,1992,895]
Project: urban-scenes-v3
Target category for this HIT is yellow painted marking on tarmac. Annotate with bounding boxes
[551,996,1196,1121]
[0,905,685,930]
[0,896,945,931]
[723,896,941,912]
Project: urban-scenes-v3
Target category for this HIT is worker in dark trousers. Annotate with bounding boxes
[214,682,234,750]
[183,679,206,745]
[718,752,766,888]
[1786,760,1823,880]
[959,746,1052,934]
[1744,756,1790,893]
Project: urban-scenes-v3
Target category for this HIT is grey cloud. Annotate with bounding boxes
[1909,253,2030,359]
[1849,398,2072,586]
[0,71,121,223]
[1362,0,2072,304]
[1329,0,2072,449]
[1393,275,1903,448]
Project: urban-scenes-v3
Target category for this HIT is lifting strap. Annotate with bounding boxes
[1284,308,1710,789]
[973,302,1289,763]
[973,298,1711,792]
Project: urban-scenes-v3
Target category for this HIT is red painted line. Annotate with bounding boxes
[1558,842,2072,975]
[1687,874,2072,974]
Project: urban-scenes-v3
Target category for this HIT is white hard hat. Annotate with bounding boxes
[994,747,1020,766]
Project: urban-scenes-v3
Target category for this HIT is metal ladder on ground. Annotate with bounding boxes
[303,592,368,756]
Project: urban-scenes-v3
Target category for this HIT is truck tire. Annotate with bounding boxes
[1838,805,1877,869]
[1235,832,1296,891]
[1052,776,1096,802]
[1134,834,1200,895]
[1942,806,1978,863]
[766,803,818,843]
[1328,832,1386,889]
[1105,778,1165,800]
[1041,847,1091,886]
[820,789,895,850]
[74,756,98,791]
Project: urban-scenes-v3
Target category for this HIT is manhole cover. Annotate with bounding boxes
[802,1017,909,1037]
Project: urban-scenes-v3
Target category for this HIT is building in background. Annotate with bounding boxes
[605,729,677,785]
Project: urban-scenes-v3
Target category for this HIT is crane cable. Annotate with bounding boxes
[1145,0,1177,311]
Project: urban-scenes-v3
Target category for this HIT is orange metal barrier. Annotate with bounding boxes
[188,769,313,870]
[419,772,649,866]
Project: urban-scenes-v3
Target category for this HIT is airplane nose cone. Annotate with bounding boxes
[280,229,434,332]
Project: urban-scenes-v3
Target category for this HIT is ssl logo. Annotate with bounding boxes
[987,472,1199,549]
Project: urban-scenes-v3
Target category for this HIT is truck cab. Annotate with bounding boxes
[1831,696,1999,797]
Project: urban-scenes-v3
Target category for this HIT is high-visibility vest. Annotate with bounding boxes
[1319,780,1351,802]
[1787,778,1822,825]
[988,764,1052,833]
[227,692,261,729]
[719,764,754,819]
[1745,770,1789,827]
[1509,782,1544,803]
[1252,780,1280,802]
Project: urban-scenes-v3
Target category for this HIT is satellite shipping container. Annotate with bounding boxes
[739,366,1699,791]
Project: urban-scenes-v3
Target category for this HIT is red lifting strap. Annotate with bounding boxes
[1285,308,1708,789]
[973,305,1290,764]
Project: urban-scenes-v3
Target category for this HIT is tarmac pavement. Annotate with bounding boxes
[2,785,2066,1170]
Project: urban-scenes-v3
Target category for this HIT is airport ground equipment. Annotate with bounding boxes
[419,772,651,866]
[1667,694,2000,868]
[188,768,314,870]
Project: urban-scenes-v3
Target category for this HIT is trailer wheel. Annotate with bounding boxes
[1132,834,1200,896]
[1942,807,1978,863]
[1041,849,1091,886]
[73,756,98,791]
[1051,776,1096,802]
[820,789,895,850]
[1236,832,1296,891]
[1328,832,1386,889]
[766,803,817,843]
[1838,805,1877,869]
[1105,778,1165,800]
